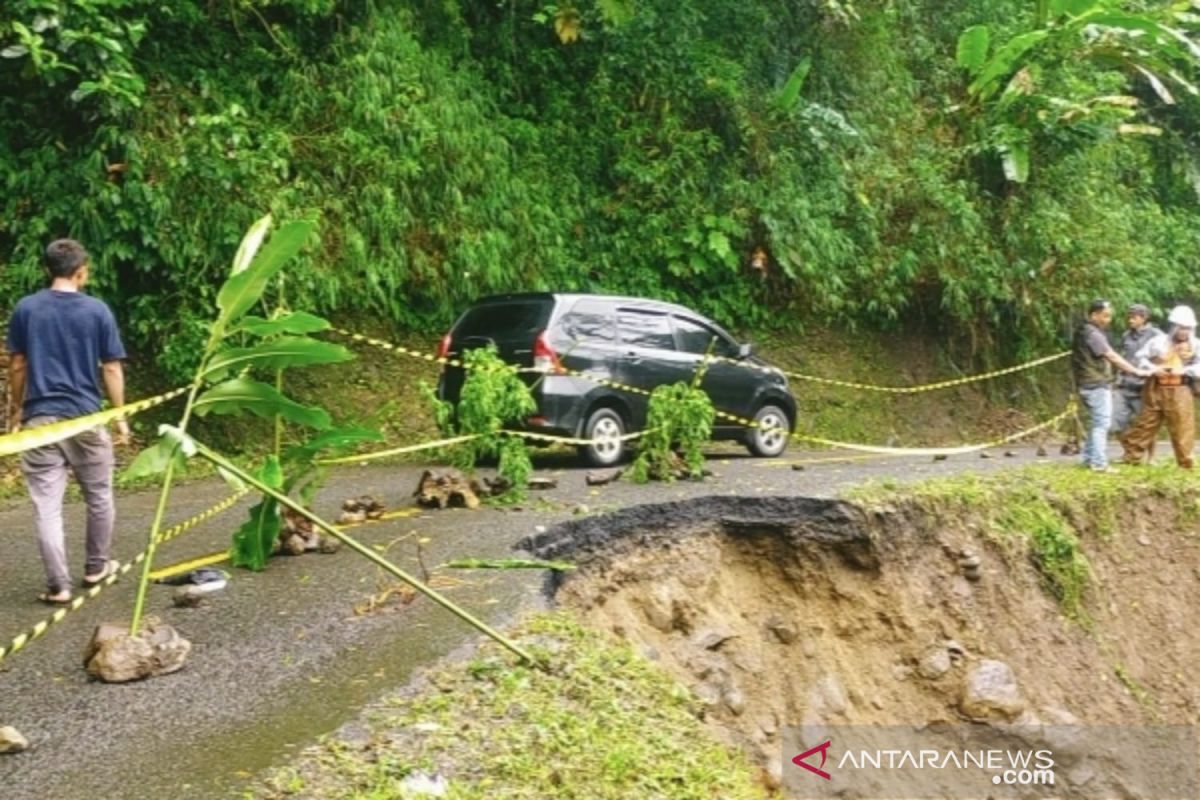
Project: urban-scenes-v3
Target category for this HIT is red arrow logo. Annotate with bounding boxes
[793,739,833,780]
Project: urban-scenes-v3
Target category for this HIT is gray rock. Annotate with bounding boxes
[0,726,28,754]
[83,617,191,683]
[585,468,623,486]
[318,535,343,554]
[172,580,227,607]
[917,648,952,680]
[639,586,677,632]
[960,659,1024,721]
[765,614,798,644]
[723,686,747,716]
[528,476,558,490]
[810,675,848,716]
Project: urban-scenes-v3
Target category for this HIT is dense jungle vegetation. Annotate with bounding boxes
[3,0,1200,381]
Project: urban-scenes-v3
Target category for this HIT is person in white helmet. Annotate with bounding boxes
[1121,304,1200,469]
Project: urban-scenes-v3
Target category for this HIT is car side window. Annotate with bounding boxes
[617,309,676,351]
[672,316,738,357]
[558,301,617,345]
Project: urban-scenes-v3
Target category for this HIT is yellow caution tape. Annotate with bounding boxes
[0,488,248,663]
[148,550,231,581]
[500,428,652,447]
[331,328,464,369]
[715,351,1071,394]
[316,433,484,465]
[714,401,1076,457]
[0,387,188,458]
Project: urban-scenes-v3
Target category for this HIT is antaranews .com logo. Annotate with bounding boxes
[792,738,1054,787]
[782,724,1197,800]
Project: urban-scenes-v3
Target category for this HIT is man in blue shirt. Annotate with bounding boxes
[6,239,130,604]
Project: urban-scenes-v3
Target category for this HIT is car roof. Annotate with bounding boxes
[472,292,711,320]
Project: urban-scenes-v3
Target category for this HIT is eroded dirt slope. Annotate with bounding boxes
[530,494,1200,787]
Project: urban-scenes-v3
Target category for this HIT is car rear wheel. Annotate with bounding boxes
[579,408,626,467]
[745,404,790,457]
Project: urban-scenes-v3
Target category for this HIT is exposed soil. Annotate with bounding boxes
[528,494,1200,789]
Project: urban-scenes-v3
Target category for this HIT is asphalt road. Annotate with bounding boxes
[0,442,1079,800]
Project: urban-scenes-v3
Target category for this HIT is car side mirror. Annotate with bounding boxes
[737,343,753,359]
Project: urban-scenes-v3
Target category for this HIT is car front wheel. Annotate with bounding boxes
[745,404,790,457]
[579,408,626,467]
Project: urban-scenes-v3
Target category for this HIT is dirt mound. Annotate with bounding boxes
[526,493,1200,788]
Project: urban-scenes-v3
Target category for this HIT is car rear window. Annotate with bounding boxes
[453,301,549,339]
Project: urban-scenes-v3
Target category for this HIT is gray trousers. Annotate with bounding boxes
[20,416,116,593]
[1113,388,1145,434]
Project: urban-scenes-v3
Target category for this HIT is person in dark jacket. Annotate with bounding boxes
[1071,299,1147,472]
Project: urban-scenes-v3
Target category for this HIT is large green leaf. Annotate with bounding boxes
[194,377,331,429]
[776,56,812,111]
[233,311,331,337]
[231,497,281,571]
[201,337,353,381]
[231,457,284,571]
[956,25,990,75]
[121,436,185,483]
[215,219,317,330]
[231,213,272,276]
[969,30,1050,99]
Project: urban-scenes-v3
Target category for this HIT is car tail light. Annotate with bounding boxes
[532,330,563,374]
[436,332,452,361]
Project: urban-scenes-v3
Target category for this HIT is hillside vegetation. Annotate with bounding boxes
[3,0,1200,382]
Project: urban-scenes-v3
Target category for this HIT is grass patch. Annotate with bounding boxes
[849,462,1200,618]
[254,612,769,800]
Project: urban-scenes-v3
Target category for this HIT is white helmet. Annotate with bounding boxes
[1168,305,1197,328]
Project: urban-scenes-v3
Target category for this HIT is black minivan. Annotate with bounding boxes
[436,293,796,466]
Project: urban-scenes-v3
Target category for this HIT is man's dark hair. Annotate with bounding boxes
[44,239,90,279]
[1088,298,1112,314]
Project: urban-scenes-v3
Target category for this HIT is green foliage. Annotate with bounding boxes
[999,497,1091,617]
[272,612,769,799]
[631,380,715,483]
[429,346,537,499]
[125,214,370,573]
[955,0,1200,183]
[2,0,1200,378]
[232,456,284,570]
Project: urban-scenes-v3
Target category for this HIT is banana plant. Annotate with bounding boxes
[124,214,358,632]
[955,0,1200,183]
